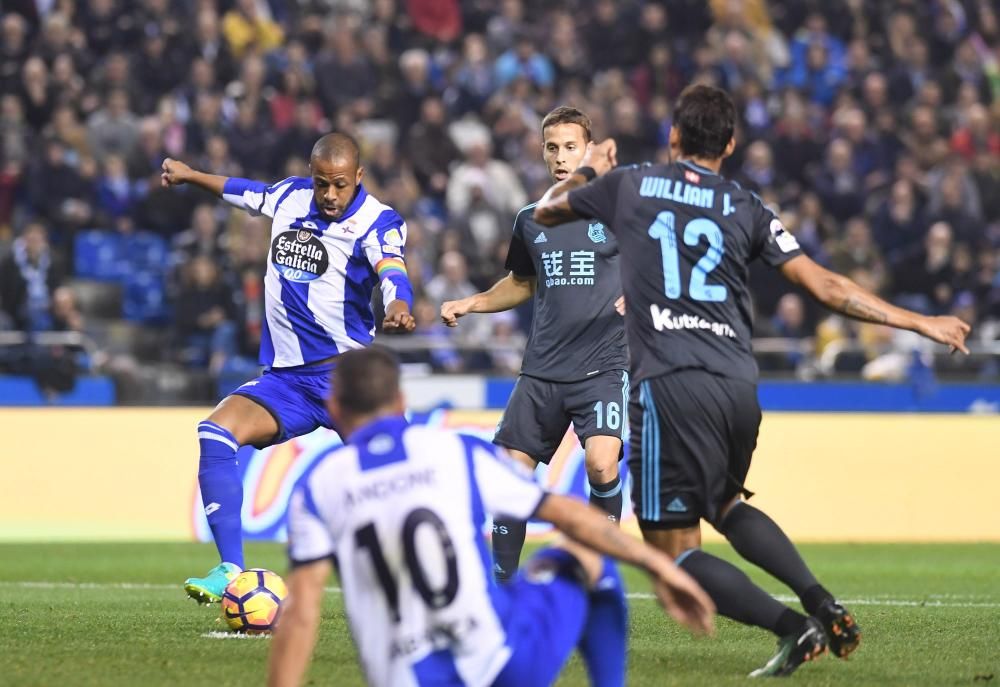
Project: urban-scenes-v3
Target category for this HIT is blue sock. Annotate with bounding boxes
[578,557,627,687]
[197,421,244,568]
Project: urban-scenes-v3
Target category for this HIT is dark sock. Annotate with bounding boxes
[678,549,807,636]
[491,518,526,581]
[578,557,627,687]
[719,502,822,605]
[589,476,623,522]
[801,584,835,616]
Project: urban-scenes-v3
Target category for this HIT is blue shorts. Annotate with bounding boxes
[492,548,591,687]
[230,365,336,447]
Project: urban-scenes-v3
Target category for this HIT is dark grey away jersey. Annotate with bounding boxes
[567,161,803,385]
[505,203,628,382]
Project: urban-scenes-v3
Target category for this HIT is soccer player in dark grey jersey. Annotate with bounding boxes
[534,85,970,676]
[442,107,629,581]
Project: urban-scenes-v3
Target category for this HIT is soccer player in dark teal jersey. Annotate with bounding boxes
[533,85,971,676]
[441,107,628,582]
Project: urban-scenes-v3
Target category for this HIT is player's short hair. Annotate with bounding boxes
[541,106,593,142]
[332,346,401,414]
[311,132,361,169]
[673,85,736,160]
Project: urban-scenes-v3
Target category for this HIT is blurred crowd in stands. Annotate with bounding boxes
[0,0,998,400]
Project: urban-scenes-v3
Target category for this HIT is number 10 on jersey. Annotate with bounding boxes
[648,211,728,302]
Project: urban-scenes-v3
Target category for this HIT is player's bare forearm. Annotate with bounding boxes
[533,174,588,226]
[161,158,228,196]
[539,494,716,635]
[268,564,328,687]
[781,256,916,329]
[473,273,535,312]
[441,273,533,326]
[781,255,971,352]
[186,170,229,197]
[538,494,667,575]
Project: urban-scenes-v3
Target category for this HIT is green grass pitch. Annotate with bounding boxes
[2,542,998,686]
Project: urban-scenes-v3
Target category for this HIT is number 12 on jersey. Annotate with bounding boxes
[648,211,728,302]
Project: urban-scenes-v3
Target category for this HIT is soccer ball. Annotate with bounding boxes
[220,568,288,634]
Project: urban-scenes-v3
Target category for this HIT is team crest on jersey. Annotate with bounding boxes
[271,229,330,283]
[588,222,607,243]
[684,170,701,184]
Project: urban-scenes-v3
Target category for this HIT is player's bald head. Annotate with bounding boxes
[310,132,360,170]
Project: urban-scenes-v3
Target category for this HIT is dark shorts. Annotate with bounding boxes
[230,364,336,447]
[494,370,629,463]
[628,369,760,528]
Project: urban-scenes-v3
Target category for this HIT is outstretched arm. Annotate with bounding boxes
[267,559,330,687]
[163,158,292,218]
[780,254,971,353]
[441,272,534,327]
[161,158,227,197]
[534,139,618,226]
[536,494,715,636]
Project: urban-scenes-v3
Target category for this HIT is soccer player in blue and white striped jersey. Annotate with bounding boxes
[268,347,714,687]
[161,133,416,602]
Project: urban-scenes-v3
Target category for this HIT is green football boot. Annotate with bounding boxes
[184,562,242,604]
[749,616,828,678]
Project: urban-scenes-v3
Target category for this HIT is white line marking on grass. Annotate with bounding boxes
[624,591,1000,608]
[201,631,271,640]
[4,581,998,608]
[1,581,176,590]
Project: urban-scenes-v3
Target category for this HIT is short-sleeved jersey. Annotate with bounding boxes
[505,203,628,382]
[222,179,412,368]
[568,160,802,385]
[287,416,547,687]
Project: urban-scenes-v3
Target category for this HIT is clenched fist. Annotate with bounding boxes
[161,158,193,187]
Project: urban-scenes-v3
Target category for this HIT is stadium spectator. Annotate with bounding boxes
[95,154,142,229]
[172,256,236,374]
[446,129,526,218]
[87,89,139,162]
[829,217,887,289]
[221,0,284,60]
[0,13,30,95]
[892,222,957,315]
[170,203,228,272]
[0,0,996,393]
[403,96,460,199]
[0,222,63,331]
[424,250,477,312]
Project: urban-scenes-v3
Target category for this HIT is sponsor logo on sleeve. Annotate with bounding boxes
[770,218,800,253]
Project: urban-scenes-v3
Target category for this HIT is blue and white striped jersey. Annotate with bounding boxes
[287,416,547,687]
[222,178,413,368]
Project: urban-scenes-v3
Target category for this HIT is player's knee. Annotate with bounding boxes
[585,462,617,483]
[583,441,620,480]
[197,420,240,463]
